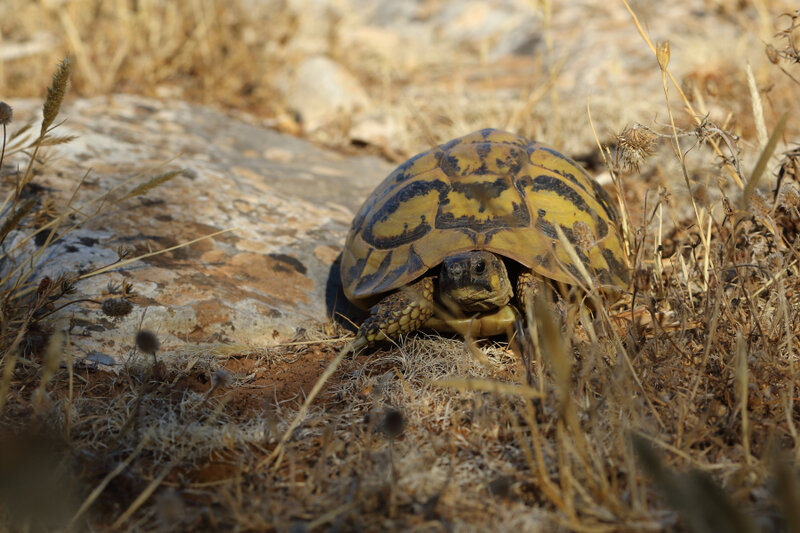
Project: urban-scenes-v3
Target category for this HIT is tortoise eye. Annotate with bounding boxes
[474,259,486,275]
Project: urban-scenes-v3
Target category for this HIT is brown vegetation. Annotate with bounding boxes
[1,1,800,531]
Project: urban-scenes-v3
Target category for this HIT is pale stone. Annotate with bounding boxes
[286,55,371,132]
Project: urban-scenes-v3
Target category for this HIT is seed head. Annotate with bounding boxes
[380,408,405,439]
[135,330,160,354]
[766,44,780,64]
[211,369,232,389]
[615,125,657,173]
[656,41,671,71]
[0,102,12,126]
[749,190,771,218]
[41,57,72,135]
[101,297,134,318]
[779,183,800,209]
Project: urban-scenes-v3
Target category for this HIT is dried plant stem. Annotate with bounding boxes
[587,98,632,255]
[658,50,711,285]
[741,113,788,210]
[735,331,752,465]
[0,320,28,414]
[79,228,234,280]
[0,123,6,170]
[620,0,744,188]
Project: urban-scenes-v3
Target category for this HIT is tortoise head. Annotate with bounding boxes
[438,251,512,313]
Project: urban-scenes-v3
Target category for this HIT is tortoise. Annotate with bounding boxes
[341,128,629,350]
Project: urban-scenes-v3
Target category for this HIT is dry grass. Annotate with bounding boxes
[2,2,800,532]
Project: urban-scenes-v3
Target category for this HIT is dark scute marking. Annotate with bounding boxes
[602,247,630,284]
[479,128,496,139]
[470,142,493,175]
[535,216,558,239]
[537,208,546,217]
[595,216,609,239]
[436,200,530,231]
[531,175,591,214]
[476,141,492,159]
[538,146,591,193]
[591,179,619,224]
[451,178,509,203]
[559,224,577,245]
[437,151,464,177]
[346,256,368,288]
[392,151,428,183]
[355,249,394,293]
[558,223,592,265]
[440,137,463,152]
[594,267,614,285]
[269,253,307,275]
[362,180,449,249]
[535,253,552,270]
[405,244,426,278]
[367,218,432,250]
[565,263,582,281]
[491,146,525,176]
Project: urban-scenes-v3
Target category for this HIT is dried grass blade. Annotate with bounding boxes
[120,170,184,201]
[430,377,543,399]
[69,439,147,527]
[31,329,66,415]
[740,112,788,209]
[734,331,751,464]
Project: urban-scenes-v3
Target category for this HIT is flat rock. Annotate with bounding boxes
[6,95,393,362]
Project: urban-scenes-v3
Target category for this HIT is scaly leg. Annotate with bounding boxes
[353,277,435,351]
[516,270,541,315]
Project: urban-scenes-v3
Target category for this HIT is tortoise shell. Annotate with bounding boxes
[341,128,629,307]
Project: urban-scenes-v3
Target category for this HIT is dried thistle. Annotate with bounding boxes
[116,246,133,260]
[59,275,78,296]
[101,298,134,318]
[41,57,72,136]
[778,183,800,210]
[750,190,771,218]
[106,279,137,298]
[776,147,800,198]
[615,124,657,173]
[121,280,137,298]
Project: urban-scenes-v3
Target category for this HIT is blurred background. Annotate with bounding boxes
[2,0,797,162]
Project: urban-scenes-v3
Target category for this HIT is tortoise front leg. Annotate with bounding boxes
[353,277,435,351]
[516,270,541,314]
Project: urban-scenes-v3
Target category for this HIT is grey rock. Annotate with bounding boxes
[8,95,394,362]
